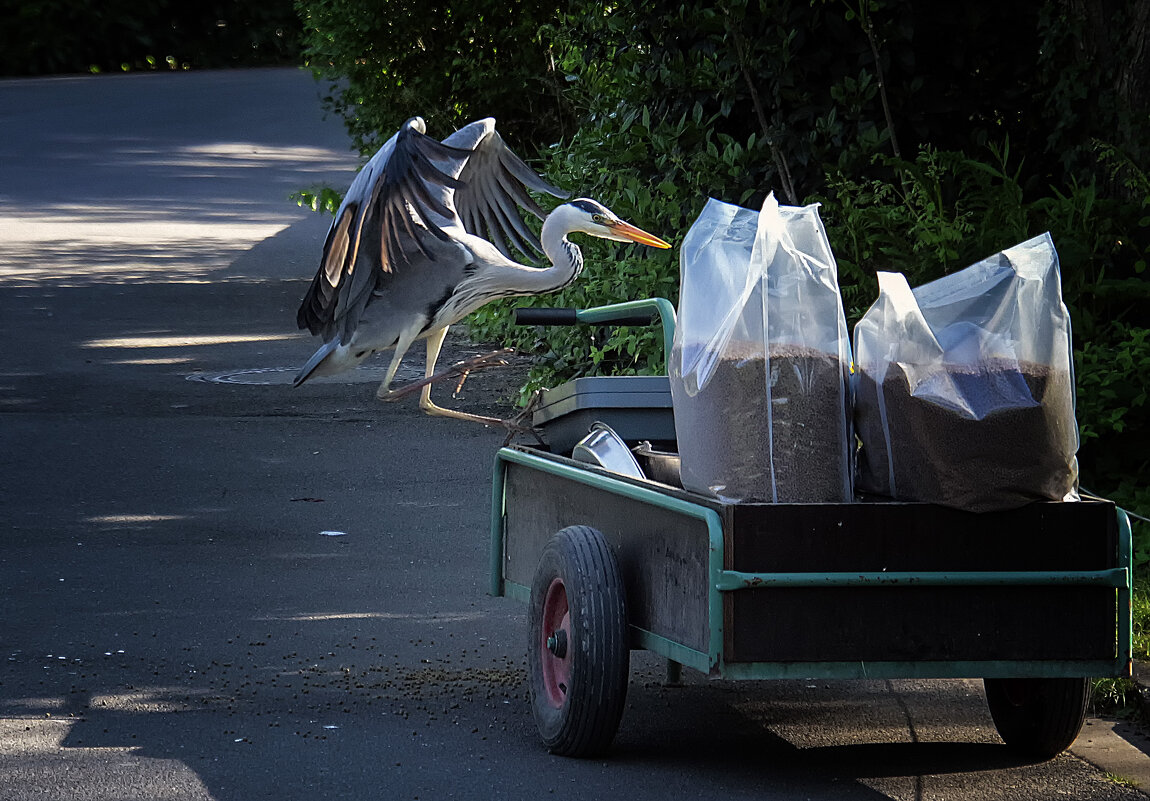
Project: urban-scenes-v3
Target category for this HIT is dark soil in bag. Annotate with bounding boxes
[675,342,852,503]
[855,359,1077,511]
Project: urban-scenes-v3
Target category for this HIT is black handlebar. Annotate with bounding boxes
[514,307,656,327]
[514,307,579,326]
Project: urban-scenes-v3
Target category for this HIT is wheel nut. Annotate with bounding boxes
[546,630,568,658]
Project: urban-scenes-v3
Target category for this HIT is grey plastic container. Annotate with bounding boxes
[532,376,676,455]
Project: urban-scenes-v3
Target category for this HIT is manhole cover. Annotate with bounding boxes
[186,363,423,386]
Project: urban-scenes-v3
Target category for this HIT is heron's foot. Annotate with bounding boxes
[499,390,546,447]
[419,400,545,443]
[419,390,546,446]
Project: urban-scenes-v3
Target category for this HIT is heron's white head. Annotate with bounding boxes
[555,198,672,249]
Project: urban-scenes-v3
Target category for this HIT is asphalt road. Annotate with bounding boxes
[1,68,1148,801]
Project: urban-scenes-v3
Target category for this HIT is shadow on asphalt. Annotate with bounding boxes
[794,741,1038,777]
[599,681,1038,799]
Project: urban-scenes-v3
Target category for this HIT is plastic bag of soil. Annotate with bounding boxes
[853,232,1080,512]
[669,194,853,503]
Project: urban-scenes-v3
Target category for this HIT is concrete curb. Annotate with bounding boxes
[1073,718,1150,793]
[1067,662,1150,794]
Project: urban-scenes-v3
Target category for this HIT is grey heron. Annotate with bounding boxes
[294,116,671,425]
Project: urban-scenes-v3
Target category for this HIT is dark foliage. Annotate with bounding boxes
[294,0,573,155]
[0,0,301,75]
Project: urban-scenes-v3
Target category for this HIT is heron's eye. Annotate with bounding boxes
[591,213,605,223]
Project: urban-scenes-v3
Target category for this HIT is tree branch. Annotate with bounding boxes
[859,6,901,159]
[724,8,799,204]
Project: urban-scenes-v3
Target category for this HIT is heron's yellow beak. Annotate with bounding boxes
[608,220,672,249]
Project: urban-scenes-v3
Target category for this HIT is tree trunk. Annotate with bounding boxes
[1059,0,1150,163]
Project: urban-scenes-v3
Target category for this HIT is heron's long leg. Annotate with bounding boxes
[375,329,418,400]
[416,327,504,426]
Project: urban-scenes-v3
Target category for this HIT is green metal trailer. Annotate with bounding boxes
[490,301,1133,759]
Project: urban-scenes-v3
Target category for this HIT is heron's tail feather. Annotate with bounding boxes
[293,340,340,387]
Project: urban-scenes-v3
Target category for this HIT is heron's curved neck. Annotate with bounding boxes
[528,207,584,293]
[458,206,584,308]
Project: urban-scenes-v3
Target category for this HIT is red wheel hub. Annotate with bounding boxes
[540,577,572,708]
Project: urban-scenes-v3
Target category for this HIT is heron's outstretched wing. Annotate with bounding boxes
[444,119,569,263]
[367,120,472,271]
[297,117,471,341]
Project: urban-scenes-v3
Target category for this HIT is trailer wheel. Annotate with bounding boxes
[983,677,1089,759]
[528,525,629,757]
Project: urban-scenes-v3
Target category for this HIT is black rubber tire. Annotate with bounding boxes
[983,677,1090,759]
[528,525,629,757]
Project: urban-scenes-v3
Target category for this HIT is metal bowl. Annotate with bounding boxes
[571,422,646,479]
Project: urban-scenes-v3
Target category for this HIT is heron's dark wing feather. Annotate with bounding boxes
[484,186,538,259]
[296,119,471,342]
[445,120,569,263]
[296,200,357,335]
[367,122,470,270]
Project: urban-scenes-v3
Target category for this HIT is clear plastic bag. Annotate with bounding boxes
[669,194,854,503]
[853,232,1080,511]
